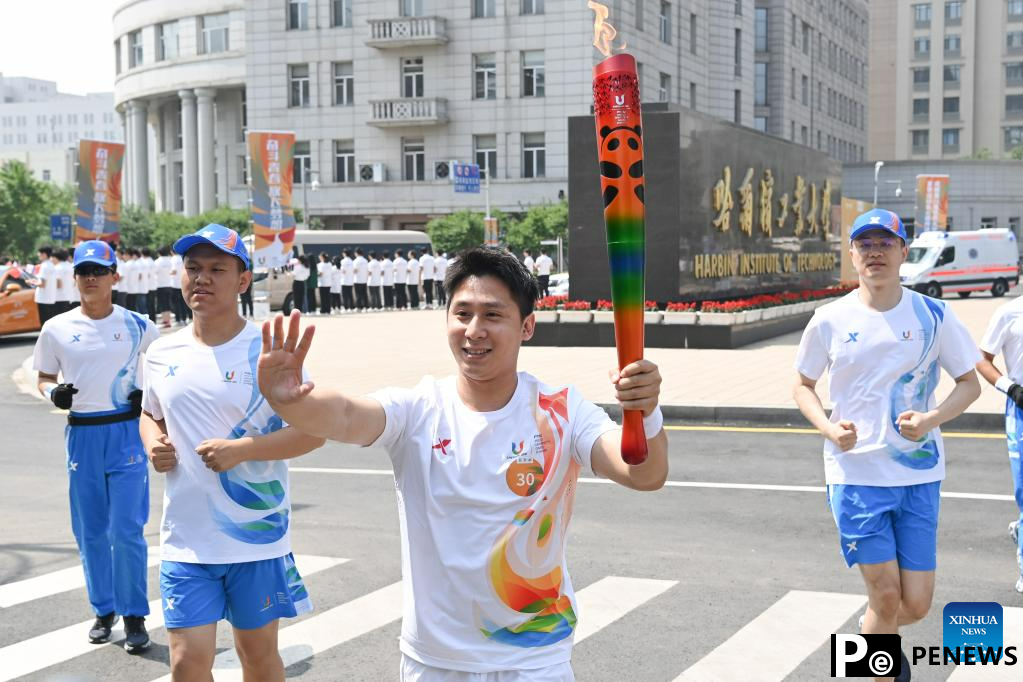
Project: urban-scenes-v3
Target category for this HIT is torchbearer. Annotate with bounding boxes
[257,247,668,681]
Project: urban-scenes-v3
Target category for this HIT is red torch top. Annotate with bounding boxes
[593,53,637,79]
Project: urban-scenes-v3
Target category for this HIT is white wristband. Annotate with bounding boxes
[996,376,1015,394]
[642,406,664,436]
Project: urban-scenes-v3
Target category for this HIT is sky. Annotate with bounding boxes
[0,0,118,95]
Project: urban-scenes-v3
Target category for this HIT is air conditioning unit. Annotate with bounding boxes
[433,160,458,179]
[358,163,386,182]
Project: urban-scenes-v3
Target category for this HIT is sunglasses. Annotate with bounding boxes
[75,264,113,278]
[852,238,901,253]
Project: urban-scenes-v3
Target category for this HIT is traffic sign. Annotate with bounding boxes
[453,163,481,194]
[50,214,72,241]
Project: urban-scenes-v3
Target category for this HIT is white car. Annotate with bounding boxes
[548,272,569,297]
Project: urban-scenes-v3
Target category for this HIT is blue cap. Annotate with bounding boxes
[173,224,250,269]
[850,208,908,242]
[73,240,117,268]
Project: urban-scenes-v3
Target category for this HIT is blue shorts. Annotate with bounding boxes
[826,482,941,571]
[160,552,312,630]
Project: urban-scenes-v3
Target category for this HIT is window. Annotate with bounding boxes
[754,63,767,106]
[474,134,497,179]
[290,64,311,107]
[522,133,545,178]
[1005,125,1023,149]
[521,0,543,15]
[734,28,742,76]
[293,141,311,184]
[1010,216,1021,236]
[333,62,354,105]
[402,57,424,98]
[980,217,998,229]
[239,156,248,185]
[175,102,182,149]
[660,2,672,44]
[636,0,645,30]
[522,51,544,97]
[802,21,810,55]
[1011,0,1023,19]
[401,0,424,16]
[913,3,932,27]
[402,138,425,181]
[754,116,767,132]
[474,53,496,100]
[801,125,808,145]
[690,81,697,108]
[128,30,142,68]
[944,64,961,85]
[1007,93,1023,116]
[791,68,796,99]
[914,37,930,59]
[288,0,308,30]
[912,129,929,153]
[1008,62,1023,85]
[332,0,352,27]
[944,34,961,57]
[659,72,670,102]
[734,90,742,124]
[913,98,930,121]
[913,66,930,90]
[801,75,809,105]
[473,0,495,19]
[755,8,768,51]
[1010,31,1023,51]
[42,169,51,182]
[942,128,960,151]
[334,140,355,182]
[945,1,962,24]
[792,13,798,46]
[158,22,179,61]
[735,0,742,15]
[114,38,121,74]
[200,13,230,54]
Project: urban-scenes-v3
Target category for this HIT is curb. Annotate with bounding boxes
[596,403,1004,433]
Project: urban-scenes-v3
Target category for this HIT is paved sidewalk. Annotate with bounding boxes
[297,291,1013,420]
[13,291,1016,427]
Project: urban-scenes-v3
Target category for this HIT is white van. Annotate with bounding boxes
[246,230,434,312]
[900,229,1020,298]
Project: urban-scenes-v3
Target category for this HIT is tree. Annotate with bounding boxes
[971,147,993,160]
[0,161,73,260]
[1011,146,1023,160]
[427,209,486,254]
[503,200,568,259]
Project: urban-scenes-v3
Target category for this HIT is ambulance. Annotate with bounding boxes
[899,229,1020,298]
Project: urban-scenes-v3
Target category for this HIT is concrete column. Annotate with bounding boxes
[368,215,386,230]
[195,87,216,213]
[163,105,179,213]
[131,100,149,211]
[179,89,199,216]
[121,107,133,207]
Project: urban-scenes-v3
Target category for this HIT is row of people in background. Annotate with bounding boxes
[521,248,554,297]
[290,248,449,314]
[30,246,80,324]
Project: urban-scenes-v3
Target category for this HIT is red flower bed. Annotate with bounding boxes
[535,295,566,311]
[596,299,614,311]
[644,300,659,311]
[665,301,697,312]
[562,300,592,311]
[660,285,855,314]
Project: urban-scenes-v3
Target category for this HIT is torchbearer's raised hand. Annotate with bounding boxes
[259,311,316,408]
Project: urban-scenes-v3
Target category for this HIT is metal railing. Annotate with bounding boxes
[368,98,447,126]
[367,17,448,46]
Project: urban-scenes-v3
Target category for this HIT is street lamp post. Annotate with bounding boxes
[301,167,320,229]
[873,160,884,206]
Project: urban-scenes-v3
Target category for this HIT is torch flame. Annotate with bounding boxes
[588,1,617,58]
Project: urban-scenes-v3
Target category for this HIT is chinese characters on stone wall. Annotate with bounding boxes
[712,166,833,239]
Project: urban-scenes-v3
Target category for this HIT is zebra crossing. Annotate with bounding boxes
[2,551,1020,681]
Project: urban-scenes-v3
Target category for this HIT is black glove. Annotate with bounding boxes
[1009,383,1023,410]
[50,383,78,410]
[128,389,143,415]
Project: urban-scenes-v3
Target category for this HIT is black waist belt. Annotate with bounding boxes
[68,408,140,426]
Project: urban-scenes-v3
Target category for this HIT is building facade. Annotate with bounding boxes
[113,1,826,227]
[0,75,121,184]
[754,0,870,163]
[870,0,1023,161]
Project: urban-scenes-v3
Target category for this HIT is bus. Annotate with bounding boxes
[245,230,434,313]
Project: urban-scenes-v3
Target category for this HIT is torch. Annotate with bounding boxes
[590,3,647,464]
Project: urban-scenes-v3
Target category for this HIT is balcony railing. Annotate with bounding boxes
[366,17,448,48]
[368,98,447,127]
[914,80,930,91]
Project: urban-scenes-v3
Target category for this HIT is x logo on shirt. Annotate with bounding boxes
[165,366,179,377]
[844,332,859,343]
[70,334,81,343]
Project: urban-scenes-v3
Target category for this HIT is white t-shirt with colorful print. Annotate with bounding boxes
[370,373,619,673]
[142,323,294,564]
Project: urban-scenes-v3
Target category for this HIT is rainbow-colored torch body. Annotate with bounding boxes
[592,53,647,464]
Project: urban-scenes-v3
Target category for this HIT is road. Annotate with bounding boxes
[0,333,1020,681]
